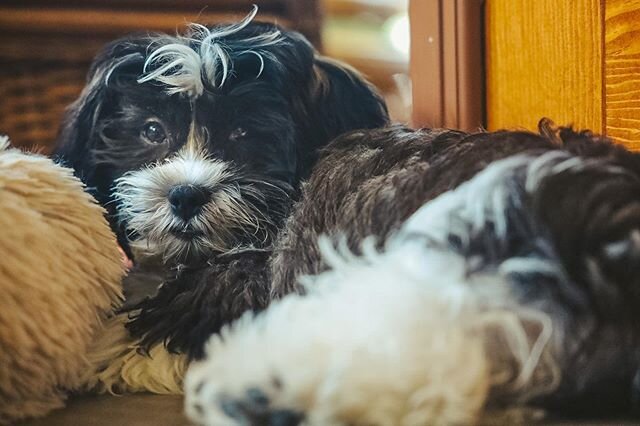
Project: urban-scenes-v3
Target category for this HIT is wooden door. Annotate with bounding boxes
[486,0,640,150]
[410,0,485,131]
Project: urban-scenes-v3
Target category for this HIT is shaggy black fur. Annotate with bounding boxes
[126,249,272,359]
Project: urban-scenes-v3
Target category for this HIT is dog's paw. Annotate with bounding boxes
[219,387,303,426]
[185,367,304,426]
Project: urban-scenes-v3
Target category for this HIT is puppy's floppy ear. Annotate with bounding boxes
[296,56,389,177]
[53,38,145,179]
[310,56,389,135]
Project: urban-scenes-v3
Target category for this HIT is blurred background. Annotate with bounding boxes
[3,1,638,151]
[0,0,410,151]
[323,0,410,122]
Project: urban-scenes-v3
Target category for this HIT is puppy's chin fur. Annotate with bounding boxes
[114,147,292,263]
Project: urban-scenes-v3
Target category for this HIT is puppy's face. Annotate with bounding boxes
[107,54,301,261]
[55,14,388,263]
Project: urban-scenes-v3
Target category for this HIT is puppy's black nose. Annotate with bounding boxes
[168,185,209,220]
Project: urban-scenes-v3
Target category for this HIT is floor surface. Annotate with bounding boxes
[20,394,189,426]
[18,393,639,425]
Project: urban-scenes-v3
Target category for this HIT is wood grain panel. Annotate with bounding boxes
[605,0,640,150]
[486,0,604,133]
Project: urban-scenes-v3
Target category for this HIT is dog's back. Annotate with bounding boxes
[272,121,614,296]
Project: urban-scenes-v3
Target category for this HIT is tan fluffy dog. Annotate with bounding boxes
[0,136,124,424]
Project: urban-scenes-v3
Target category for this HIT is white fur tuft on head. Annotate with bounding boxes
[137,5,283,98]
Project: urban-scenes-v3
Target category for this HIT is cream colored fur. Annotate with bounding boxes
[81,314,187,395]
[0,136,124,423]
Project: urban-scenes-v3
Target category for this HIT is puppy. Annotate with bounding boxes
[185,121,640,424]
[54,8,388,392]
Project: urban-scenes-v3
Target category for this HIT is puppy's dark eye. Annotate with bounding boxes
[229,127,248,141]
[142,121,167,144]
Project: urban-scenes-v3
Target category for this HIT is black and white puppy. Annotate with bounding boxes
[185,121,640,424]
[54,8,388,392]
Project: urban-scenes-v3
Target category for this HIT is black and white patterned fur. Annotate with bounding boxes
[185,122,640,424]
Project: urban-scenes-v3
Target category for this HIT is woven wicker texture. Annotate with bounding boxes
[0,65,86,152]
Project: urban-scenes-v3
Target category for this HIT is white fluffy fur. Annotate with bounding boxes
[137,6,283,97]
[114,147,266,260]
[183,154,581,425]
[185,240,557,425]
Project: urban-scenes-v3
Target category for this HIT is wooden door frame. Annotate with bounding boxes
[410,0,485,131]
